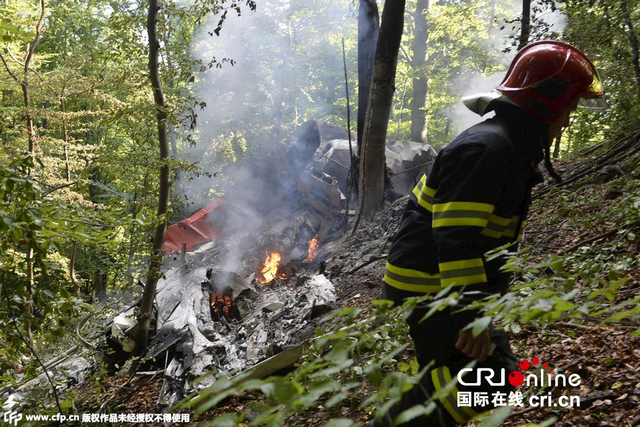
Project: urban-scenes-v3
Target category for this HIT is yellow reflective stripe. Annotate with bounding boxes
[434,217,488,228]
[386,262,439,278]
[432,202,494,228]
[504,217,520,238]
[516,220,526,241]
[481,228,503,238]
[412,175,435,212]
[385,262,441,293]
[384,275,442,293]
[433,201,494,213]
[417,175,436,197]
[488,213,511,226]
[441,367,478,419]
[431,368,468,424]
[441,274,488,287]
[439,258,484,271]
[412,186,433,212]
[439,258,487,287]
[482,215,520,239]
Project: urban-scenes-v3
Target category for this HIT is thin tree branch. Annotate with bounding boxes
[557,229,618,255]
[0,51,20,83]
[23,0,47,74]
[42,180,79,197]
[1,284,63,413]
[7,47,25,67]
[399,45,413,65]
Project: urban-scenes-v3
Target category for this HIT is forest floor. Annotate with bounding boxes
[65,131,640,426]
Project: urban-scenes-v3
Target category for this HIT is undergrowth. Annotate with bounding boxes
[182,171,639,427]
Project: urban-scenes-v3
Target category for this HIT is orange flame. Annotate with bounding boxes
[303,237,319,263]
[260,252,282,283]
[211,293,232,315]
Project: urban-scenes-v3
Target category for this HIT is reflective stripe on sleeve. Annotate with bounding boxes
[481,214,520,239]
[431,366,478,423]
[432,202,494,228]
[516,220,526,241]
[503,216,520,238]
[384,262,441,293]
[412,175,436,212]
[438,258,487,287]
[480,213,511,238]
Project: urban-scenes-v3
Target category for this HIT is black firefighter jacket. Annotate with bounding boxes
[384,115,544,306]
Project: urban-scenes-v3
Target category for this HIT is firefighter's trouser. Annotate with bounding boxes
[373,285,517,426]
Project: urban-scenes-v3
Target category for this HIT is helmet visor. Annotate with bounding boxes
[579,66,606,111]
[579,96,607,111]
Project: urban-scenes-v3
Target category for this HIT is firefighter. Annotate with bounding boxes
[375,41,605,426]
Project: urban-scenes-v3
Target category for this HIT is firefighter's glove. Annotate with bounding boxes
[456,327,491,363]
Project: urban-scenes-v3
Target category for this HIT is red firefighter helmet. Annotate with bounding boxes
[496,40,605,123]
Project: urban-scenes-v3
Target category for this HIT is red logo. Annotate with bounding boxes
[509,371,524,387]
[509,357,553,387]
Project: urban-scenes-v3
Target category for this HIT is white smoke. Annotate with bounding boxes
[444,0,567,139]
[448,71,506,136]
[168,0,357,272]
[535,1,567,36]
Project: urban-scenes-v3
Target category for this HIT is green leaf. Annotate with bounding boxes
[509,322,521,334]
[60,398,73,410]
[372,299,394,308]
[261,377,303,405]
[395,404,429,424]
[324,343,349,363]
[322,418,352,427]
[326,391,348,408]
[464,316,491,337]
[211,413,243,427]
[518,416,558,427]
[397,362,410,372]
[478,406,512,427]
[365,367,382,387]
[553,297,575,312]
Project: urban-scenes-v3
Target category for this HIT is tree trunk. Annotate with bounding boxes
[355,0,407,224]
[621,0,640,103]
[553,130,563,159]
[21,0,46,161]
[60,98,71,181]
[132,0,171,364]
[70,240,81,297]
[444,116,450,138]
[518,0,531,51]
[357,0,380,153]
[396,78,408,139]
[21,83,37,159]
[230,132,245,161]
[125,173,148,289]
[25,245,34,347]
[169,125,181,194]
[94,270,107,303]
[0,0,45,162]
[410,0,429,143]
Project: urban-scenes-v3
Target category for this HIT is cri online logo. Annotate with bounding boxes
[458,356,582,388]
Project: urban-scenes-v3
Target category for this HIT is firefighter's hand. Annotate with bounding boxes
[456,328,490,363]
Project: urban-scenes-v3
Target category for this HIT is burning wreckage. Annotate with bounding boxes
[5,120,437,410]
